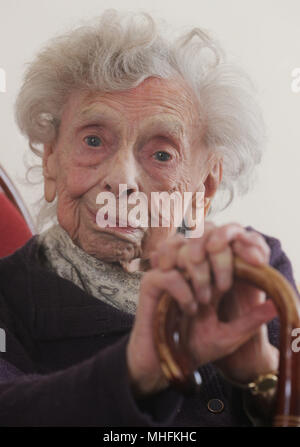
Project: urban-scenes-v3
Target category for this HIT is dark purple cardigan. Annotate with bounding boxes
[0,227,298,426]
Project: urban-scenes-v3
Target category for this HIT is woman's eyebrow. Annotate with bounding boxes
[73,115,121,136]
[73,108,186,141]
[73,105,120,127]
[140,118,185,141]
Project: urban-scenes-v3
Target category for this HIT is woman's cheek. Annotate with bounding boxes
[140,157,181,190]
[149,169,190,195]
[63,166,100,197]
[74,151,105,167]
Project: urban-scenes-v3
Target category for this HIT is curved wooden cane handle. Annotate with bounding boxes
[153,255,300,427]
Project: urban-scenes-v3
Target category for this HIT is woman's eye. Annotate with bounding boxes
[153,151,171,162]
[84,135,103,147]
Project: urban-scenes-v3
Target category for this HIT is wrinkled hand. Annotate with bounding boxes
[127,222,279,397]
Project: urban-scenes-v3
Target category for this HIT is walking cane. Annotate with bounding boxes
[154,256,300,426]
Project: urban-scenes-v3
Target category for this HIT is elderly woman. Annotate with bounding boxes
[0,10,298,427]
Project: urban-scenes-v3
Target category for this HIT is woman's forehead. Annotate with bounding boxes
[62,77,199,126]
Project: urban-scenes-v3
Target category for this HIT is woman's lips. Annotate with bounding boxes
[86,206,140,233]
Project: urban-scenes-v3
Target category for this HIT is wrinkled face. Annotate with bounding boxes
[45,77,213,266]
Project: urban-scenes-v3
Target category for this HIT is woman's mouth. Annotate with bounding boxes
[86,206,141,234]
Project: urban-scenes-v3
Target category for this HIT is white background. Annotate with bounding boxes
[0,0,300,282]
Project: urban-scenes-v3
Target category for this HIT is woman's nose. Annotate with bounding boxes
[101,150,139,197]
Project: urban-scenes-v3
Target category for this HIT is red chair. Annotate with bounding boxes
[0,165,36,258]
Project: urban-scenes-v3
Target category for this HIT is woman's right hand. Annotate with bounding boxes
[126,223,277,398]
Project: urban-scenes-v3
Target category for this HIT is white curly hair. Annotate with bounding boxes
[14,9,265,229]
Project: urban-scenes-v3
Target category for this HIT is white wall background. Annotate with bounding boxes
[0,0,300,281]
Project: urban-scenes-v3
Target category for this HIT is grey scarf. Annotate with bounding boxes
[37,224,143,315]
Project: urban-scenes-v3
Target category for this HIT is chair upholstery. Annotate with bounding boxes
[0,165,35,258]
[0,192,32,257]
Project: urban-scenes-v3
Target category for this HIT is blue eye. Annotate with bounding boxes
[153,151,171,162]
[84,135,102,147]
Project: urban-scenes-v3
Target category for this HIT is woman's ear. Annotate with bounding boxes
[43,143,57,203]
[203,156,223,215]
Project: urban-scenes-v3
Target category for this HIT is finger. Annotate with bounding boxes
[172,225,215,304]
[222,300,277,354]
[149,250,159,268]
[206,223,246,253]
[176,244,212,304]
[188,260,212,304]
[187,236,207,264]
[204,220,216,232]
[209,246,233,292]
[157,235,186,270]
[187,223,215,263]
[219,280,267,321]
[149,234,185,269]
[139,268,197,316]
[234,231,271,263]
[232,240,266,266]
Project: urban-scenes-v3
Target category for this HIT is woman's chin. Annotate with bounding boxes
[77,229,143,265]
